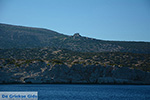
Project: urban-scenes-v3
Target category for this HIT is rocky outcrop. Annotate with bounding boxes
[0,61,150,84]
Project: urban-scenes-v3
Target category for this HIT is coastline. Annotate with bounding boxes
[1,64,150,85]
[1,82,150,85]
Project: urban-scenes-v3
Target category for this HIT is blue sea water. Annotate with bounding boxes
[0,84,150,100]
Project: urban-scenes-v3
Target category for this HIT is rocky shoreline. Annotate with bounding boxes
[0,61,150,84]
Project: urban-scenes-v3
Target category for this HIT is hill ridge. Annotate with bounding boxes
[0,23,150,54]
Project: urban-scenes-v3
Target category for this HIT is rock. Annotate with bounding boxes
[73,33,82,39]
[98,77,115,84]
[112,67,136,80]
[0,62,150,84]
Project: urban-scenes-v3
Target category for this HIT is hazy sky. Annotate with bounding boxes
[0,0,150,42]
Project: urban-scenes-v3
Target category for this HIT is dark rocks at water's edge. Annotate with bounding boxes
[0,61,150,84]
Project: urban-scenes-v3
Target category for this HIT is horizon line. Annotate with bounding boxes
[0,22,150,43]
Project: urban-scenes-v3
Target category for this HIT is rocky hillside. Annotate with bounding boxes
[0,47,150,72]
[0,60,150,84]
[0,23,150,53]
[0,23,150,84]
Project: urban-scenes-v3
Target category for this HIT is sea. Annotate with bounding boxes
[0,84,150,100]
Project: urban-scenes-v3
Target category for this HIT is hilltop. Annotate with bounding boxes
[0,23,150,53]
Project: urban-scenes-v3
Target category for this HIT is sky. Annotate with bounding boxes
[0,0,150,42]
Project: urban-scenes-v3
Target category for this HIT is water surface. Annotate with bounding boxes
[0,84,150,100]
